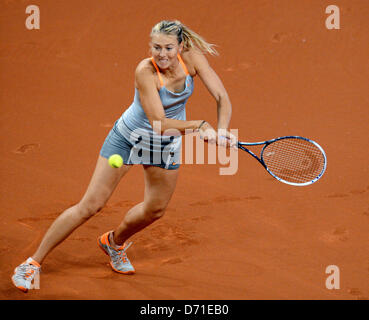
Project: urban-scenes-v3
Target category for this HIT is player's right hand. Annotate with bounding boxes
[199,121,217,144]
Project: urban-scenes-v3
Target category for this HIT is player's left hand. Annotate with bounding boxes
[217,129,238,149]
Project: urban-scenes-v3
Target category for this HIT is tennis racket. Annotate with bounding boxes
[237,136,327,186]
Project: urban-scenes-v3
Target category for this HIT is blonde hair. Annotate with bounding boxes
[151,20,218,56]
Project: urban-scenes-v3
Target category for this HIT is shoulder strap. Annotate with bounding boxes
[177,53,189,75]
[150,57,164,87]
[150,54,189,88]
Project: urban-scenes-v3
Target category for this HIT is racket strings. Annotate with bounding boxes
[262,138,326,184]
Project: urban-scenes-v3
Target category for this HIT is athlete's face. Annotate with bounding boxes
[150,33,183,69]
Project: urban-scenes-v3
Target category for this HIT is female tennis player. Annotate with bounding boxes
[12,20,237,292]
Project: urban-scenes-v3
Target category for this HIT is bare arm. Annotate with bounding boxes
[191,51,236,147]
[192,51,232,130]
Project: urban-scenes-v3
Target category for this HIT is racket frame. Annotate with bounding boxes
[237,136,327,186]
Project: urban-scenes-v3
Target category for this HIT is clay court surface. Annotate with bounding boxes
[0,1,368,299]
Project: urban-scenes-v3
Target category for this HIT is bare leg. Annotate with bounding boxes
[31,156,131,264]
[112,165,179,247]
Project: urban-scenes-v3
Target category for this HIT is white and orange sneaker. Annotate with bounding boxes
[97,231,135,275]
[11,257,41,292]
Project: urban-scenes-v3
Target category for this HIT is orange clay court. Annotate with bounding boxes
[0,0,368,299]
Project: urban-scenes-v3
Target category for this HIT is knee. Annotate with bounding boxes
[144,203,167,221]
[77,200,105,220]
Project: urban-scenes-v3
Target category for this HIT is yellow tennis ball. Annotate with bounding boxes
[108,154,123,168]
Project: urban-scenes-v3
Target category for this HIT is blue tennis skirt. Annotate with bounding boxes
[100,119,181,170]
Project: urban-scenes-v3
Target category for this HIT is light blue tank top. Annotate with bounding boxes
[117,54,194,143]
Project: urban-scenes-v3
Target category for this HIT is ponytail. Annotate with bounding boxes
[151,20,218,56]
